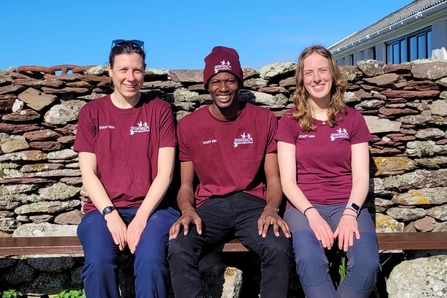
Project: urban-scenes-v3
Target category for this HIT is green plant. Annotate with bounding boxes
[52,289,85,298]
[337,255,388,298]
[1,289,23,298]
[338,255,347,286]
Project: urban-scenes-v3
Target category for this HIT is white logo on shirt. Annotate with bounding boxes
[234,132,253,147]
[214,60,232,74]
[130,121,150,135]
[330,128,349,141]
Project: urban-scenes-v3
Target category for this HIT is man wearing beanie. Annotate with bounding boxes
[168,46,292,297]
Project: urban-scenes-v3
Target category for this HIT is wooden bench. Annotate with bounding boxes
[1,232,447,257]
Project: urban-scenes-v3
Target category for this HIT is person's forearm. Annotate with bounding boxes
[347,177,370,207]
[134,147,176,220]
[81,171,113,213]
[281,179,313,213]
[348,142,371,209]
[264,178,283,211]
[134,173,173,220]
[177,187,196,213]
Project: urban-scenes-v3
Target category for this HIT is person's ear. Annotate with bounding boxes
[108,63,113,78]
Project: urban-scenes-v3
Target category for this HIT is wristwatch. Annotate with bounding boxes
[102,206,116,217]
[346,203,360,215]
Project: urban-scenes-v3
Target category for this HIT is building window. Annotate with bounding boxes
[386,27,432,63]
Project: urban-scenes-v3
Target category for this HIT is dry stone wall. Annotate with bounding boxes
[1,61,447,236]
[1,60,447,295]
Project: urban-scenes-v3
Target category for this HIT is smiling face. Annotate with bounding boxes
[108,53,145,103]
[208,71,240,110]
[302,52,333,103]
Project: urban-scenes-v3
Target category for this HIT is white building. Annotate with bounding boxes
[329,0,447,65]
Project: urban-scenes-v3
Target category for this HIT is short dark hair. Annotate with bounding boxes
[109,40,146,69]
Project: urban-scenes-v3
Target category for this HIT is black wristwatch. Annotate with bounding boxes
[102,206,116,217]
[346,203,360,215]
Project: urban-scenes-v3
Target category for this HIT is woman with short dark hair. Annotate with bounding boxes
[75,40,179,298]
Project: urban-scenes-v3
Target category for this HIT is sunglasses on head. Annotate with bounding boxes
[111,39,144,50]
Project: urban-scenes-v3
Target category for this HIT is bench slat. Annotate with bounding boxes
[1,232,446,257]
[0,236,84,256]
[377,232,447,251]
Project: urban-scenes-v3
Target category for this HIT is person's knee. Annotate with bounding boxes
[263,234,292,257]
[292,230,324,263]
[348,232,381,291]
[167,237,183,257]
[292,230,329,287]
[136,247,165,266]
[167,235,196,261]
[351,232,380,270]
[83,252,118,277]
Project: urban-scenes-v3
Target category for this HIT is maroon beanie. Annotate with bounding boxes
[203,46,243,89]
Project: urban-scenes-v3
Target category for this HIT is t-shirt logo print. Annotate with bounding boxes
[129,121,150,135]
[330,128,349,141]
[234,132,253,147]
[214,60,232,74]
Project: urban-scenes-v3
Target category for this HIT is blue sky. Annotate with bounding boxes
[1,0,412,71]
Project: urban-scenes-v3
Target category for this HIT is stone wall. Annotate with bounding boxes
[1,60,447,296]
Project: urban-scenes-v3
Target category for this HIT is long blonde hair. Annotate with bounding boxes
[292,45,347,132]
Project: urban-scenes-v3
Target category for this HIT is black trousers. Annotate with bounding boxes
[168,192,293,298]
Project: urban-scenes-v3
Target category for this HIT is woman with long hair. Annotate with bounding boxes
[276,45,380,297]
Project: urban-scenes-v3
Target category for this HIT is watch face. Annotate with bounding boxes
[348,203,360,212]
[103,206,114,215]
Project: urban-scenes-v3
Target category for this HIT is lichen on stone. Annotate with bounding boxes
[38,182,80,201]
[413,141,436,157]
[173,88,200,103]
[416,197,431,205]
[0,162,21,179]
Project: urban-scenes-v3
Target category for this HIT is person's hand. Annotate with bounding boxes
[169,208,202,240]
[258,205,291,238]
[334,210,360,252]
[104,211,127,251]
[306,208,335,249]
[127,216,147,254]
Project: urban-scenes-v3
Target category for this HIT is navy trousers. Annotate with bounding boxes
[77,207,179,298]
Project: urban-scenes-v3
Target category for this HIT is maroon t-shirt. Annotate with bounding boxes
[177,103,278,207]
[74,94,176,213]
[276,107,371,206]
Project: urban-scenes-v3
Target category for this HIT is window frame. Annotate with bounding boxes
[386,27,432,64]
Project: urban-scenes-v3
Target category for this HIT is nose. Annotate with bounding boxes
[313,72,322,82]
[218,81,229,91]
[126,70,136,81]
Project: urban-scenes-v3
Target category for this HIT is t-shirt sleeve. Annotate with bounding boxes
[266,112,278,154]
[73,105,96,153]
[177,118,191,162]
[276,112,298,145]
[350,109,372,145]
[158,101,177,148]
